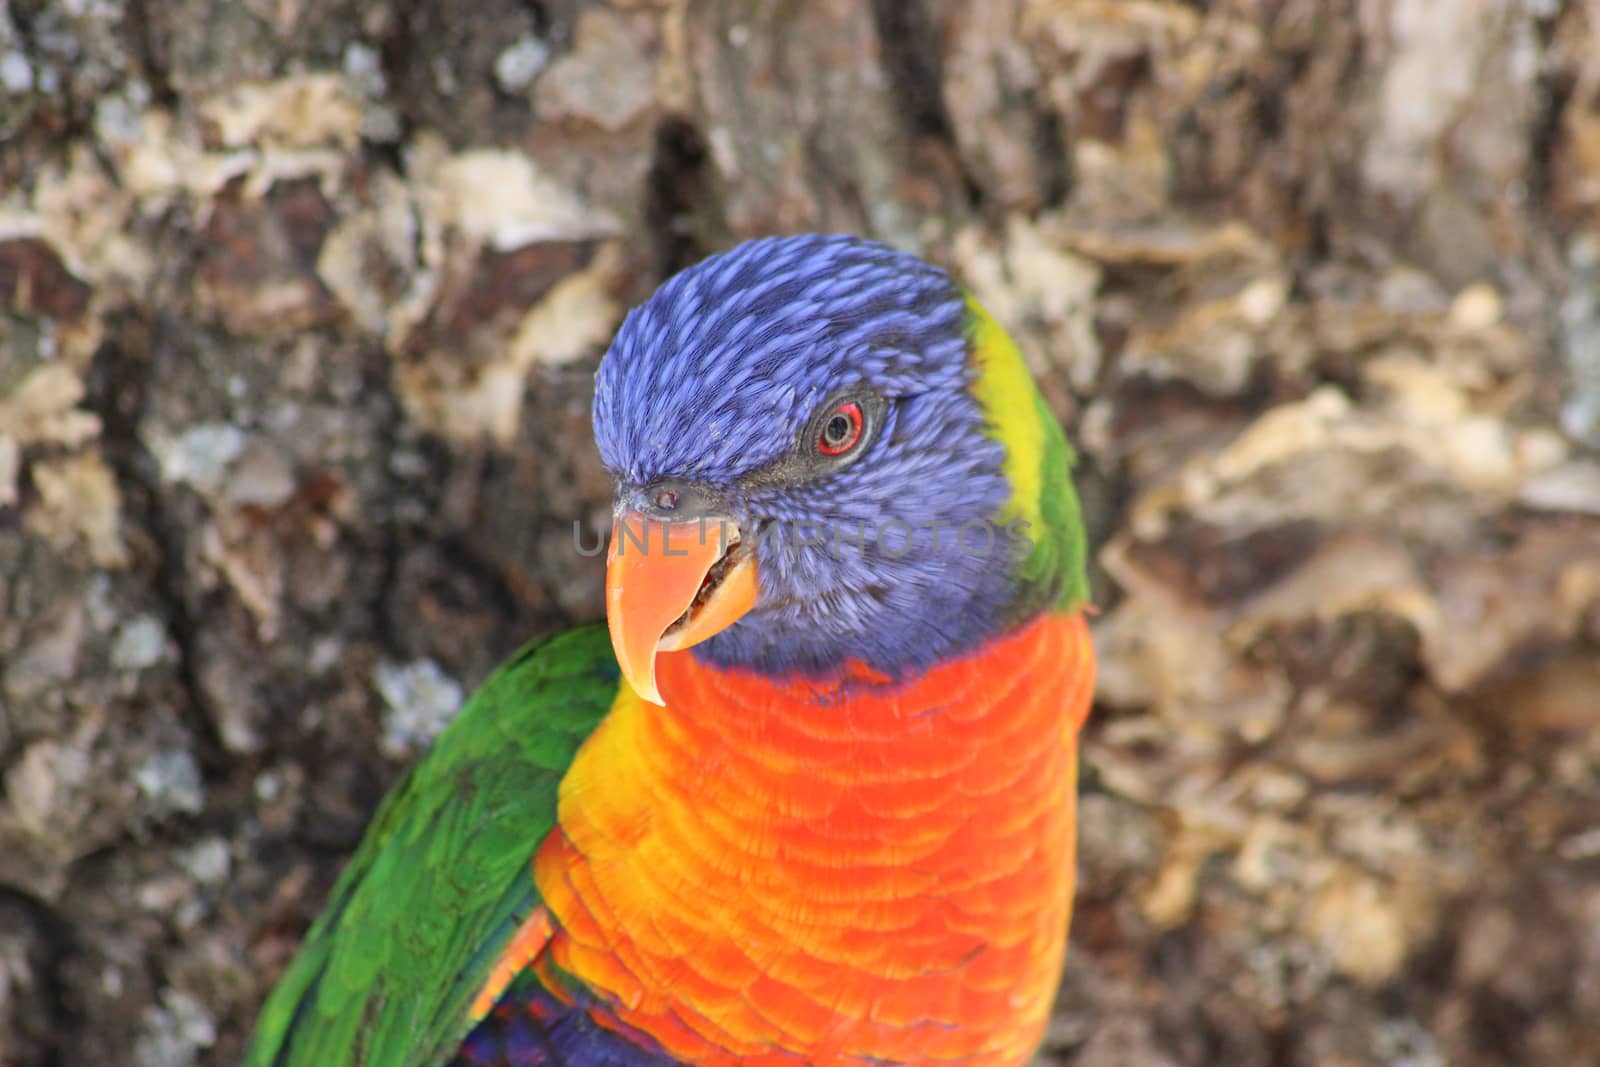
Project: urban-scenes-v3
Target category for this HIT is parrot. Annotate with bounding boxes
[243,233,1096,1067]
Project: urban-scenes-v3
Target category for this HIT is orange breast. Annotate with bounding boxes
[534,611,1095,1066]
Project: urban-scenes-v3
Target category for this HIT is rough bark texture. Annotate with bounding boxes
[2,1,1599,1065]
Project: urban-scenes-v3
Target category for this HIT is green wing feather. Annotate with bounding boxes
[244,623,620,1067]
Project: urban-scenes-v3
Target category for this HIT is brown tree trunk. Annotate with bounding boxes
[1,1,1597,1064]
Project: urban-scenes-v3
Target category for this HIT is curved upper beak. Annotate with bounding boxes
[605,511,758,705]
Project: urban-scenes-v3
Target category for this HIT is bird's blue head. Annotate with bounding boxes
[593,234,1086,701]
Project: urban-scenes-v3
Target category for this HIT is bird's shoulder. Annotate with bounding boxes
[244,622,621,1067]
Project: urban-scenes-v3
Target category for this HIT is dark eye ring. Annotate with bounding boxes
[816,401,864,456]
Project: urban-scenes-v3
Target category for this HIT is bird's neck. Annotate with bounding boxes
[538,609,1095,1064]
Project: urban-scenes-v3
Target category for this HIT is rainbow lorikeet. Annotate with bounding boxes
[245,234,1095,1067]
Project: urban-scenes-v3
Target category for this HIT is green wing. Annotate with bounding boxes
[244,623,620,1067]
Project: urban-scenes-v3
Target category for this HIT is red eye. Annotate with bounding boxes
[817,401,864,456]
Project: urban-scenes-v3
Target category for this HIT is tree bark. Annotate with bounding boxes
[1,1,1597,1064]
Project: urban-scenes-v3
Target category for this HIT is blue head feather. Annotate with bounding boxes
[593,234,1029,681]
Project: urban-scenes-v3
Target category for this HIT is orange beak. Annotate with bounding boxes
[605,511,758,705]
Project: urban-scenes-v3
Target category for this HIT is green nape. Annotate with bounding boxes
[244,624,620,1067]
[963,293,1092,615]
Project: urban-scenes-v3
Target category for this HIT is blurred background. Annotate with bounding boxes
[2,1,1598,1064]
